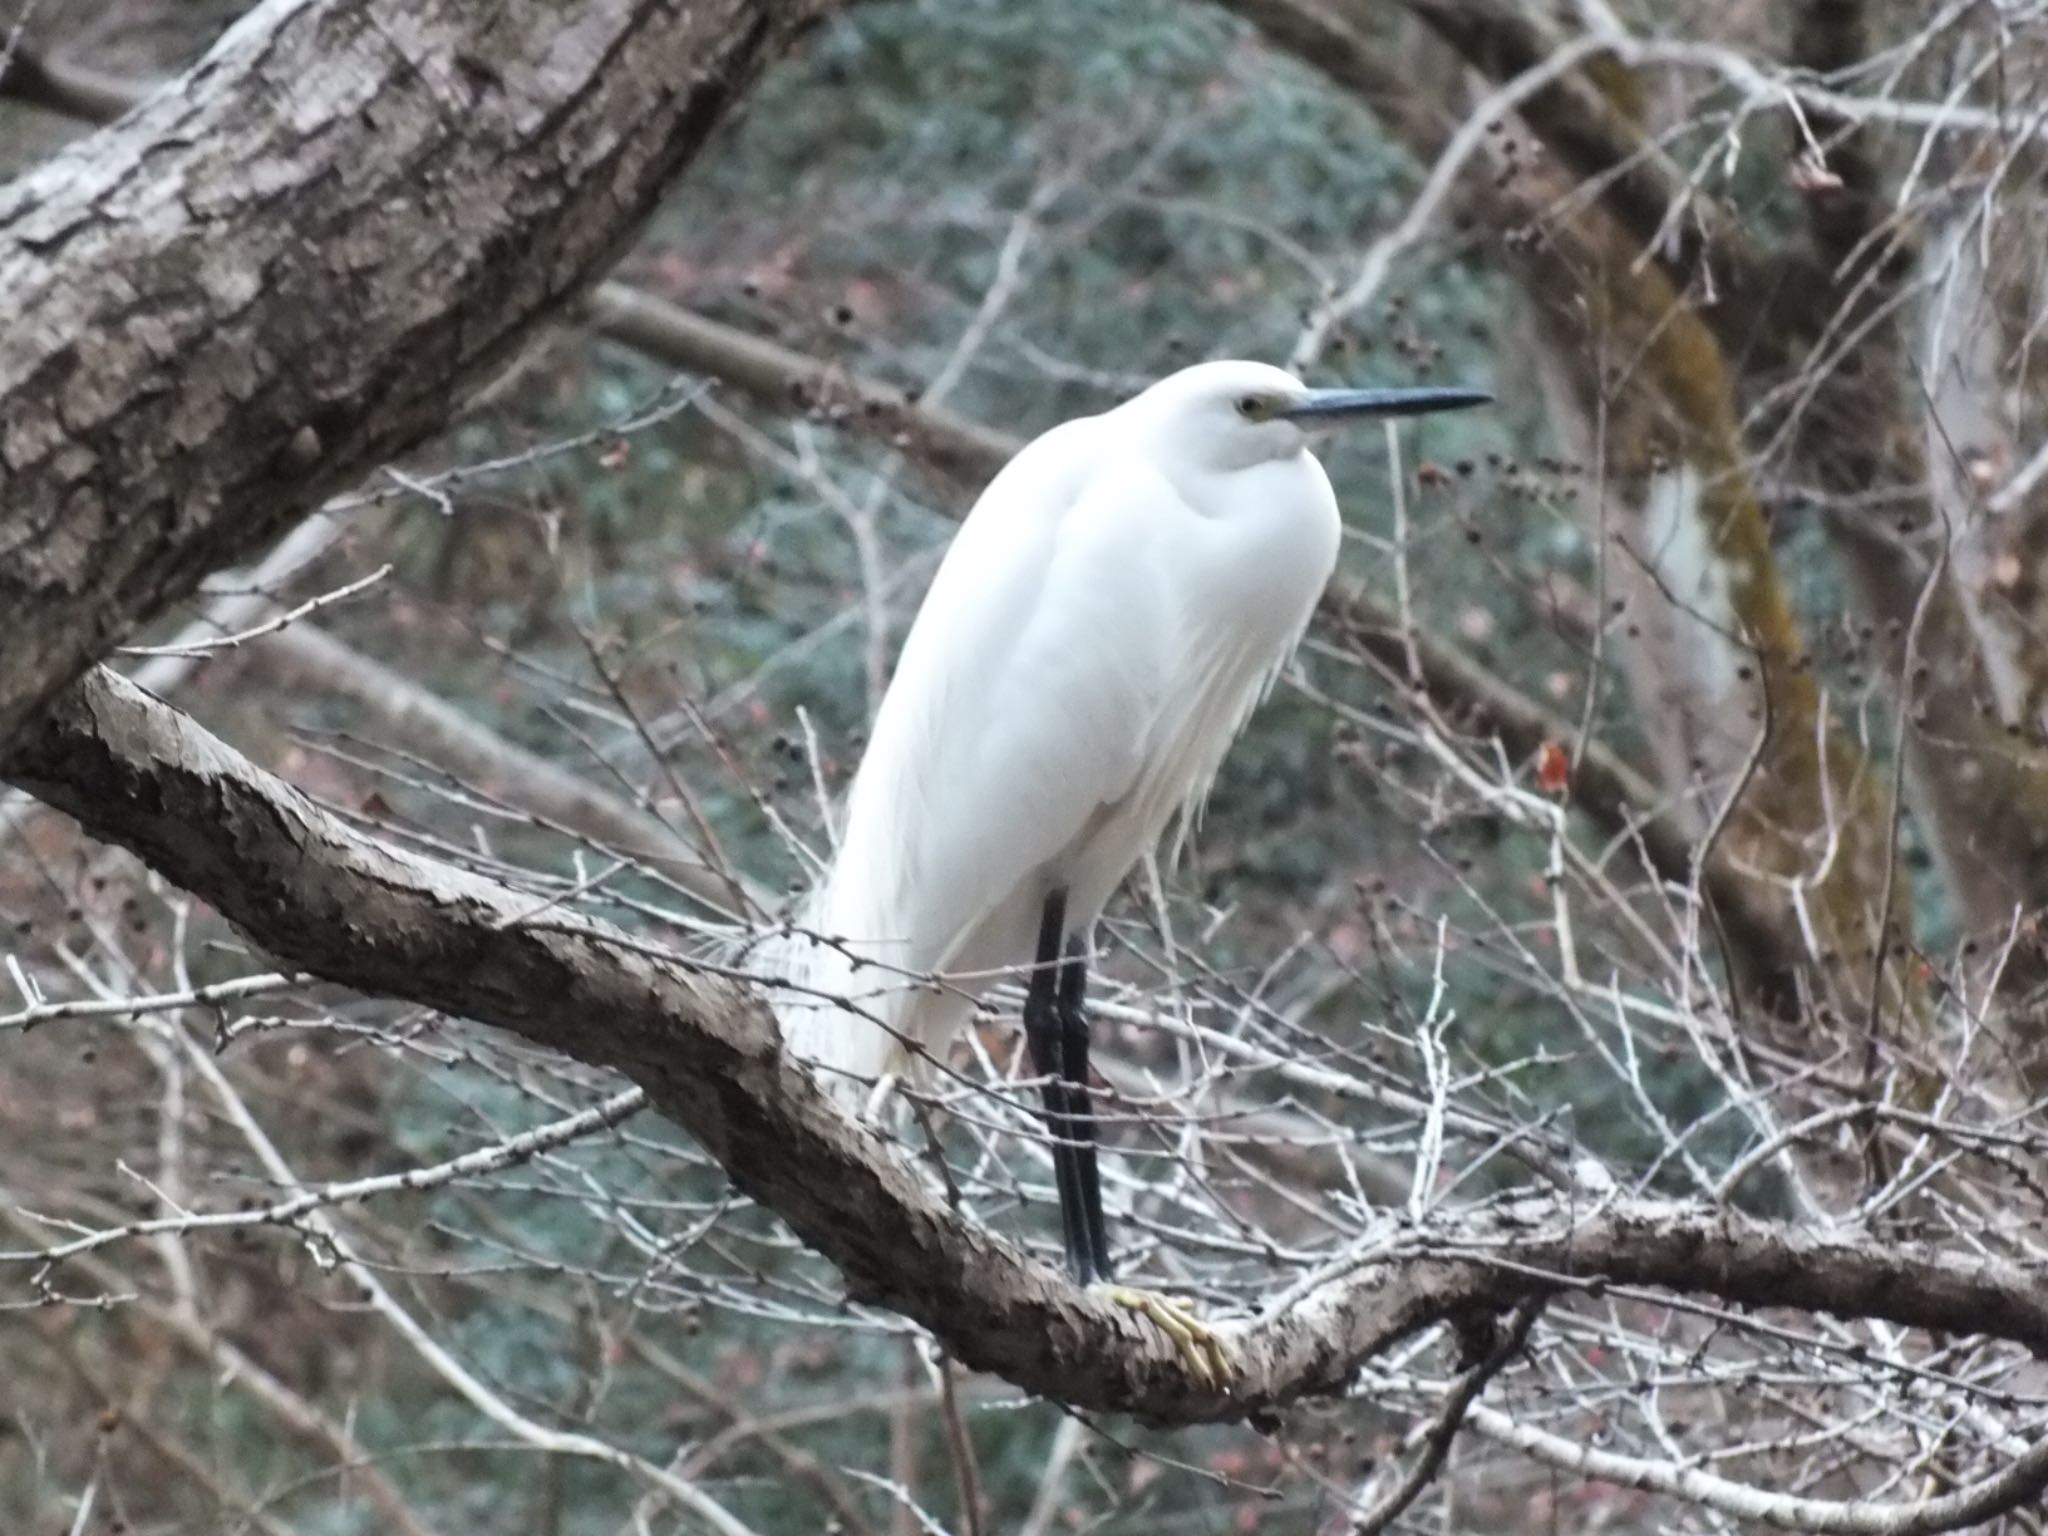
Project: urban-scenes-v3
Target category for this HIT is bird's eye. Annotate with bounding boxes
[1236,394,1266,420]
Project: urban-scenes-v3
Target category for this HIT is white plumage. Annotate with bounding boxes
[773,360,1349,1098]
[765,357,1487,1294]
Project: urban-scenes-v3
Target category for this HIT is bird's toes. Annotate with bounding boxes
[1098,1284,1233,1390]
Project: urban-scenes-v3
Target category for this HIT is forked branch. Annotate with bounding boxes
[7,671,2048,1506]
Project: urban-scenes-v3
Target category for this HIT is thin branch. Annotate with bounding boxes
[255,623,752,911]
[1466,1395,2048,1534]
[118,564,391,658]
[1349,1298,1542,1536]
[5,1086,646,1264]
[8,669,2048,1437]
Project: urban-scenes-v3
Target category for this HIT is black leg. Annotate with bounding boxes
[1023,890,1090,1282]
[1058,934,1113,1283]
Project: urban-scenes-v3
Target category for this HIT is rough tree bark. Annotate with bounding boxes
[0,0,835,746]
[10,667,2048,1456]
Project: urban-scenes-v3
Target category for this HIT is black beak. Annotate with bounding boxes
[1278,386,1493,422]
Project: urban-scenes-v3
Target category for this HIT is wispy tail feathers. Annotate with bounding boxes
[757,890,914,1109]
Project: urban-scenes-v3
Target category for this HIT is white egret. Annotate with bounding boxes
[772,359,1488,1370]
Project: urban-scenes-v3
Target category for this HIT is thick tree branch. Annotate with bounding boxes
[8,668,2048,1462]
[584,284,1015,490]
[1221,0,1792,358]
[0,0,832,743]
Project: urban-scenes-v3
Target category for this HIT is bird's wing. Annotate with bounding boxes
[823,442,1191,975]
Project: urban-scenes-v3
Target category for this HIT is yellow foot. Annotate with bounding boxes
[1099,1285,1233,1390]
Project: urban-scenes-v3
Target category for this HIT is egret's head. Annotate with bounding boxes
[1129,359,1491,472]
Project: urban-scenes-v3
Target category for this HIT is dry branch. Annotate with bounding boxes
[256,622,749,909]
[1228,0,1789,351]
[1776,0,2048,1025]
[585,284,1014,490]
[8,668,2048,1467]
